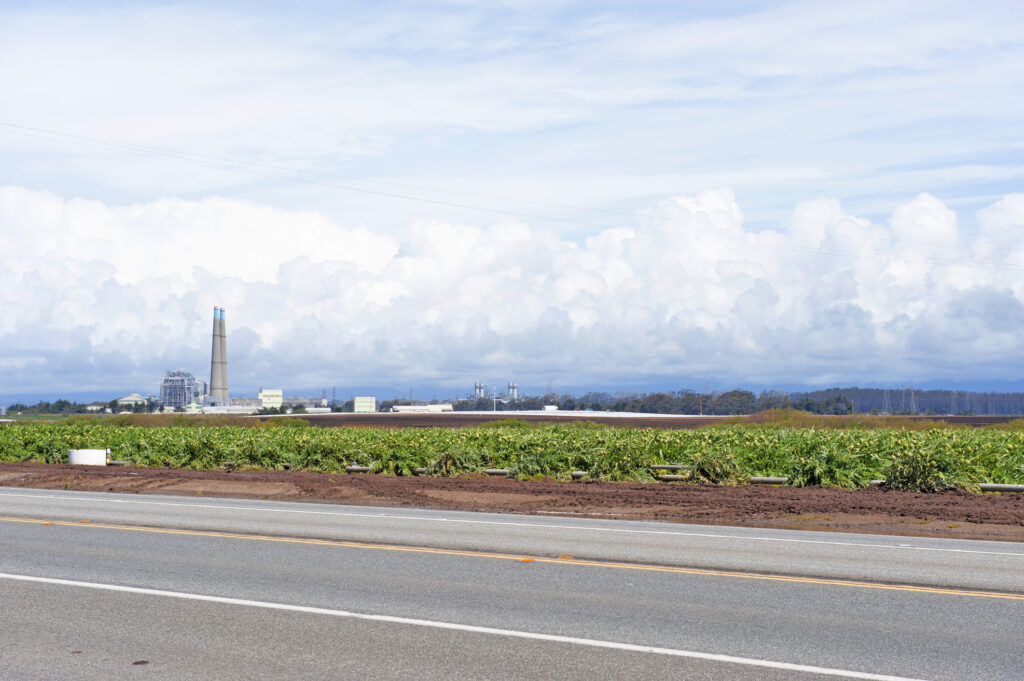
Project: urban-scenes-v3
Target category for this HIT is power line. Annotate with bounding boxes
[2,120,1022,272]
[1,120,678,221]
[2,120,995,255]
[0,121,595,228]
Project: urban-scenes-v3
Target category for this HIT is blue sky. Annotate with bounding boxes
[1,1,1023,403]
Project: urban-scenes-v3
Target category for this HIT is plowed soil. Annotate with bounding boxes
[2,462,1022,542]
[288,413,1020,429]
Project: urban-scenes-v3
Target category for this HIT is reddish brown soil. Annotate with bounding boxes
[2,462,1022,542]
[288,413,1021,430]
[294,413,733,429]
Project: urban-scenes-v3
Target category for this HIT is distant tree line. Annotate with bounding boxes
[786,387,1024,415]
[10,387,1024,417]
[448,387,1024,416]
[5,399,91,414]
[527,391,852,415]
[448,390,847,415]
[5,399,159,415]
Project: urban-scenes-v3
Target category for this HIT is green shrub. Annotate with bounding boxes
[3,420,1021,492]
[682,450,748,485]
[885,442,984,492]
[786,443,872,489]
[479,419,534,430]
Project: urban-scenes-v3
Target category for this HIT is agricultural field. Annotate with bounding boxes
[2,417,1024,492]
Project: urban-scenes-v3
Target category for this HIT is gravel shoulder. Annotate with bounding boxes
[2,462,1023,542]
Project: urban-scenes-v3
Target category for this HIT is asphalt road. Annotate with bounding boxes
[1,488,1022,680]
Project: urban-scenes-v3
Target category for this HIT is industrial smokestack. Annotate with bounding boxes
[209,307,221,403]
[219,307,229,405]
[209,307,229,405]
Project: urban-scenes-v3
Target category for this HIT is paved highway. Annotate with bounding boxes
[1,487,1022,680]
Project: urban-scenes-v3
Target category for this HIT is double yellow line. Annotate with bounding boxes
[4,515,1022,601]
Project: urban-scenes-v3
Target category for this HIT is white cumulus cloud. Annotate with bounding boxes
[2,186,1024,397]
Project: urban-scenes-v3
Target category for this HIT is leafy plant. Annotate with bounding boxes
[2,420,1022,491]
[428,447,481,476]
[786,442,872,489]
[682,450,748,485]
[885,440,985,492]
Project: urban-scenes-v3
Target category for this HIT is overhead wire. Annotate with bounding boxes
[1,120,997,256]
[0,120,1020,273]
[0,122,592,228]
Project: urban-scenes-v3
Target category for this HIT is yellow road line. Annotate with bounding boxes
[4,515,1022,601]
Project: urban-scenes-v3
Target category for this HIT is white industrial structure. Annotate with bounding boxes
[391,404,454,413]
[353,396,377,413]
[473,382,519,400]
[115,393,148,408]
[286,396,329,409]
[159,370,208,408]
[258,389,283,410]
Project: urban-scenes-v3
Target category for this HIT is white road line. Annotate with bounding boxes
[0,572,931,681]
[1,488,1022,557]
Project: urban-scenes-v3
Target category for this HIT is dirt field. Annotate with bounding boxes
[285,412,1021,429]
[291,412,734,429]
[3,462,1022,542]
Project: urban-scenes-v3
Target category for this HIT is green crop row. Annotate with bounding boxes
[2,421,1023,492]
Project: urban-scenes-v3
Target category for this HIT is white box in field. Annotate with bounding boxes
[68,449,108,465]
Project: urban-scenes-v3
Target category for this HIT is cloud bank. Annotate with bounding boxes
[2,186,1023,397]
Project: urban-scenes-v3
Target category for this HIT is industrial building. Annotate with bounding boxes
[258,389,283,410]
[286,396,329,409]
[150,306,251,414]
[391,404,454,413]
[116,393,148,408]
[159,370,208,408]
[155,307,330,415]
[472,382,520,400]
[353,396,376,413]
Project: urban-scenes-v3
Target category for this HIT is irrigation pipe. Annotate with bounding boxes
[340,463,1024,491]
[976,483,1024,492]
[655,473,1024,492]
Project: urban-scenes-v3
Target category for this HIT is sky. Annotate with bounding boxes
[1,0,1023,403]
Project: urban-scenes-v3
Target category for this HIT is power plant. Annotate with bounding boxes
[148,307,335,414]
[154,308,526,414]
[159,370,207,408]
[207,306,230,406]
[471,382,519,400]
